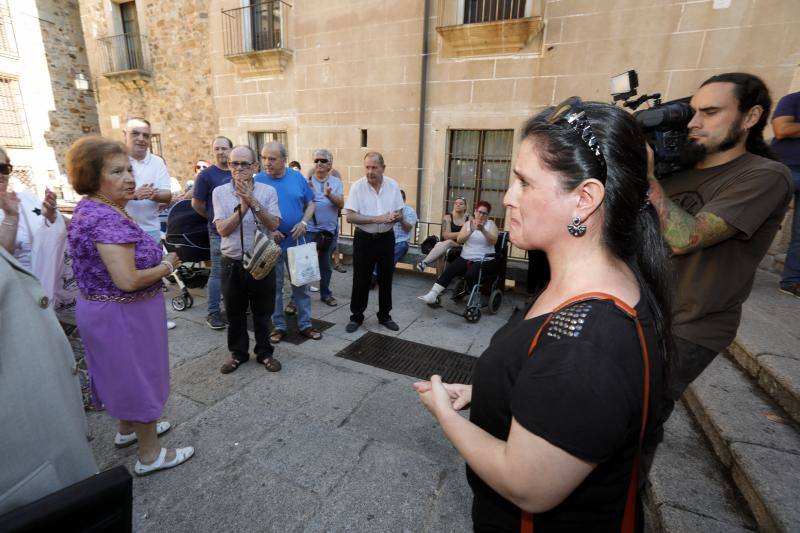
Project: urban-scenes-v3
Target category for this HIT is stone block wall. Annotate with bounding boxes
[78,0,218,183]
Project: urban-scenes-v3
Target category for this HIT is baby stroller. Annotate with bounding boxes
[163,199,211,311]
[441,231,510,323]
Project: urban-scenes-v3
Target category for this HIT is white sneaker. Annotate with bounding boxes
[309,286,319,292]
[167,321,176,330]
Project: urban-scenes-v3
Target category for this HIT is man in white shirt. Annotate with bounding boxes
[123,118,172,242]
[344,152,404,333]
[123,117,176,330]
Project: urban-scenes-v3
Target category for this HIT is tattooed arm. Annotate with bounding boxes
[648,177,738,256]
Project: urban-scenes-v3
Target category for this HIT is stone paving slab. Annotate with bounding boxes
[647,403,755,530]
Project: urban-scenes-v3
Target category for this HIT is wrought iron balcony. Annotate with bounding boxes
[222,1,292,77]
[97,33,151,82]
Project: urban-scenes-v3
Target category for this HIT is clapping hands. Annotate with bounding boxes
[134,183,157,201]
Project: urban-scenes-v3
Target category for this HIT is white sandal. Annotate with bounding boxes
[134,446,195,476]
[114,420,171,448]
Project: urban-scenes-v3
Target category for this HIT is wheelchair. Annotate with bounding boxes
[435,231,509,323]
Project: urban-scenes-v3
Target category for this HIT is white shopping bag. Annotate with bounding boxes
[287,241,321,287]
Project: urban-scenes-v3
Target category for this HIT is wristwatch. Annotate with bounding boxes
[252,204,262,213]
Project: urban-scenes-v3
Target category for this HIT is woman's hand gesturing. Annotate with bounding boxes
[414,376,473,418]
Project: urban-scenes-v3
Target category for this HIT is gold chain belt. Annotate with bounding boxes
[81,286,162,304]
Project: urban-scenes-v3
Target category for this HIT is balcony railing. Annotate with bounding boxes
[464,0,527,24]
[222,1,287,57]
[97,33,150,76]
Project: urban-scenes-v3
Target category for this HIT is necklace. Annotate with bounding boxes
[89,193,134,221]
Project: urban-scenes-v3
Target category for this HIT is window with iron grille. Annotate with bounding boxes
[0,0,17,57]
[463,0,527,24]
[248,131,288,162]
[149,134,162,156]
[0,75,30,147]
[445,129,513,228]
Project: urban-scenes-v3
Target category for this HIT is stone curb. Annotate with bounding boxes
[683,355,800,533]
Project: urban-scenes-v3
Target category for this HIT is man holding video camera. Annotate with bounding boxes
[647,73,793,424]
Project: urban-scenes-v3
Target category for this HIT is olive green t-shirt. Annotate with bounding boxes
[661,152,793,352]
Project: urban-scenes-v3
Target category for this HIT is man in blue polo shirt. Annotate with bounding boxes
[255,142,321,342]
[192,136,233,330]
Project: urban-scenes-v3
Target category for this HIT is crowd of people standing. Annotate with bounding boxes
[1,68,797,531]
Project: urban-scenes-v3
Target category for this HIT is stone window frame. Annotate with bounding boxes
[445,129,514,228]
[149,133,162,157]
[0,74,31,148]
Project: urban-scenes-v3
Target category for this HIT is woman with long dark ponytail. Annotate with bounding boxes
[415,99,671,532]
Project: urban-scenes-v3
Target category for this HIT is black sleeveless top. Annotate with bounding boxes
[449,213,468,233]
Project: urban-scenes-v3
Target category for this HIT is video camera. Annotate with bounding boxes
[610,70,695,178]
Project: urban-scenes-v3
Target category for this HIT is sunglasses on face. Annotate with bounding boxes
[196,165,208,170]
[476,210,489,216]
[0,163,12,174]
[546,96,607,182]
[314,159,329,164]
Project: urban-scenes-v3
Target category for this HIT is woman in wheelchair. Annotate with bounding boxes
[418,200,498,304]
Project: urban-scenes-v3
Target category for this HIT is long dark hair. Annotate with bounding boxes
[700,72,777,161]
[521,102,673,363]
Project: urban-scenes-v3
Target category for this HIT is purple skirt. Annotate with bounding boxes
[76,292,169,422]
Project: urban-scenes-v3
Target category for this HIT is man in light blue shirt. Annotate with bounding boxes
[374,189,417,282]
[255,142,322,342]
[306,148,344,306]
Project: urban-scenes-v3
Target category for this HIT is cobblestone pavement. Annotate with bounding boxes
[83,266,526,532]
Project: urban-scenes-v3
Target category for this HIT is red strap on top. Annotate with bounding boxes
[520,292,651,533]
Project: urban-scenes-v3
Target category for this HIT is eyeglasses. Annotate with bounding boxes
[229,161,253,169]
[314,159,329,164]
[546,96,607,181]
[0,163,12,174]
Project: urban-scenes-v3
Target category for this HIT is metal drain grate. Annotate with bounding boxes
[334,332,477,384]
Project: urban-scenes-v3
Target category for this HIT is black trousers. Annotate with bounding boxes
[641,335,718,475]
[350,228,394,323]
[437,256,498,289]
[221,256,276,362]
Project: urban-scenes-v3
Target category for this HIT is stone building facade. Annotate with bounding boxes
[78,0,218,183]
[80,0,799,267]
[1,0,98,198]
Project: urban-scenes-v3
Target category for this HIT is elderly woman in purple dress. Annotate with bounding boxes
[66,136,194,476]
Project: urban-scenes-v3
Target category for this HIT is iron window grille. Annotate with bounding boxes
[446,129,514,228]
[248,131,288,164]
[463,0,527,24]
[0,0,17,57]
[0,75,30,147]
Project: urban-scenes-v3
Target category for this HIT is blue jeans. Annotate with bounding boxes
[272,251,313,331]
[307,232,334,300]
[374,240,409,277]
[781,167,800,287]
[208,233,222,315]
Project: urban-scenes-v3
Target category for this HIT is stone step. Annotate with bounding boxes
[645,402,756,532]
[683,354,800,532]
[728,269,800,426]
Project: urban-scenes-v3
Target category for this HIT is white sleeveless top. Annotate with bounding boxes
[461,219,497,261]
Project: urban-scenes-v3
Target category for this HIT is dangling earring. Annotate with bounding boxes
[567,216,587,237]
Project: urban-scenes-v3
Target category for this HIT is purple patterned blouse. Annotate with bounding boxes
[68,198,163,298]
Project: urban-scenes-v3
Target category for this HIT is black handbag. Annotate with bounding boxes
[0,466,132,533]
[420,235,439,255]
